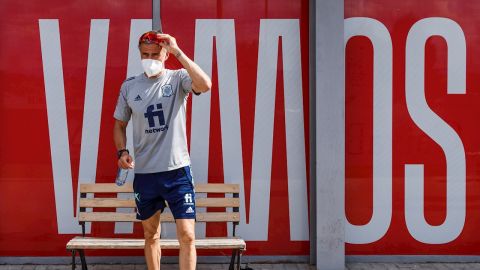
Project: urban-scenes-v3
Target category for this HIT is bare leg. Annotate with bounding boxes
[176,219,196,270]
[142,210,162,270]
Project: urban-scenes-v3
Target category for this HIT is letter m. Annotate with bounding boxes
[190,19,308,241]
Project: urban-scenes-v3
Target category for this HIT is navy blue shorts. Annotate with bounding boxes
[133,166,196,221]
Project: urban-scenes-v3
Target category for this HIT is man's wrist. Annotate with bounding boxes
[174,49,183,59]
[117,149,129,159]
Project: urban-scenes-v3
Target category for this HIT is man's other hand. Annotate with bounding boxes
[118,153,135,169]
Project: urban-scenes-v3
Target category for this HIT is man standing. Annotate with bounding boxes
[113,31,211,270]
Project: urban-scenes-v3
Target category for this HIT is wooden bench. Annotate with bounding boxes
[66,183,246,270]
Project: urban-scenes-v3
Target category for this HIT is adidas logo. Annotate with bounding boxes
[134,95,142,101]
[186,207,194,214]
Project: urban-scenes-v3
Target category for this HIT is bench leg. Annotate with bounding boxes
[229,249,238,270]
[71,250,76,270]
[79,249,88,270]
[236,250,242,270]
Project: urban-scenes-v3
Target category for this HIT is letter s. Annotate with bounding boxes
[405,17,466,244]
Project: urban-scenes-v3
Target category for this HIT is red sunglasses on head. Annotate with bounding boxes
[138,31,164,46]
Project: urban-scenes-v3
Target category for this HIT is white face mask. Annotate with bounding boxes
[141,59,164,77]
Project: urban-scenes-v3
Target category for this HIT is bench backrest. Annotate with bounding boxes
[78,183,240,227]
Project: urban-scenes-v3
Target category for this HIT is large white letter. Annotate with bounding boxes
[191,19,308,240]
[344,18,393,244]
[189,19,224,238]
[40,19,109,234]
[250,19,308,241]
[405,17,466,244]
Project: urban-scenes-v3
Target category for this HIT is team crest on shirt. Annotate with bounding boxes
[161,84,173,97]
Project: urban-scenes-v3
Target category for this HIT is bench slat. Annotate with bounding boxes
[80,198,135,208]
[80,183,239,194]
[79,212,240,222]
[80,183,133,193]
[80,197,240,208]
[66,236,246,250]
[195,184,239,193]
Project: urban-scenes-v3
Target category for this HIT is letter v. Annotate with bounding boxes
[39,19,109,234]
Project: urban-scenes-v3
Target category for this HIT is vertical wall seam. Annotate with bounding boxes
[309,0,317,265]
[153,0,161,31]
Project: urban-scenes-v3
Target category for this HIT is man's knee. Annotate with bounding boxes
[144,229,160,241]
[142,212,161,240]
[143,222,161,240]
[178,230,195,245]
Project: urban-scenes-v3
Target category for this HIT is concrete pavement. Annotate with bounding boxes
[3,263,480,270]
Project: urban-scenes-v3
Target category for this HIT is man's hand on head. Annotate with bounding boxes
[156,33,182,57]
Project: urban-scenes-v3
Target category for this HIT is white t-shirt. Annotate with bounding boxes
[114,69,194,173]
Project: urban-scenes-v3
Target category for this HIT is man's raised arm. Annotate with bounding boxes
[157,33,212,93]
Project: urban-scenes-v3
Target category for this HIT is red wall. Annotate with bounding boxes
[4,0,476,259]
[0,0,310,257]
[346,0,480,254]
